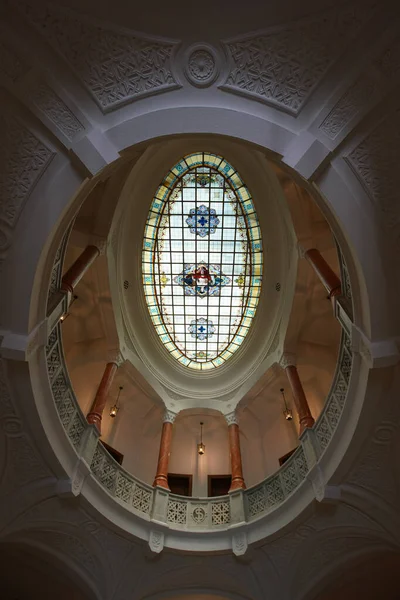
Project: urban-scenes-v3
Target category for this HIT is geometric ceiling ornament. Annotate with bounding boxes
[184,43,219,88]
[16,1,180,113]
[142,152,263,371]
[221,2,376,116]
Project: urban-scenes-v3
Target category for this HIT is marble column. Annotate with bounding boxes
[87,353,123,433]
[153,410,177,490]
[304,248,341,298]
[61,244,101,294]
[280,354,315,434]
[226,411,246,492]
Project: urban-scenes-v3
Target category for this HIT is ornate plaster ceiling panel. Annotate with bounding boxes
[221,2,376,115]
[0,113,53,255]
[16,1,181,113]
[346,106,400,231]
[0,40,28,82]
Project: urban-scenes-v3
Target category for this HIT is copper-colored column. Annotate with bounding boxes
[285,364,315,434]
[87,361,118,433]
[227,416,246,492]
[61,245,100,294]
[153,414,175,489]
[305,248,341,298]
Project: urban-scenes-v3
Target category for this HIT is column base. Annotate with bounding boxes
[229,477,246,492]
[299,416,315,434]
[87,412,102,433]
[153,475,170,490]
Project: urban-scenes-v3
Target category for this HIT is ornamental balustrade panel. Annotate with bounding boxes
[166,495,231,528]
[46,323,87,449]
[47,225,71,308]
[314,330,352,452]
[91,441,153,516]
[245,444,308,521]
[44,222,355,533]
[336,243,353,315]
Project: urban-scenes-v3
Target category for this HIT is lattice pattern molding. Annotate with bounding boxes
[44,234,354,531]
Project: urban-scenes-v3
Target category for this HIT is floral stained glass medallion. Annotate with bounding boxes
[142,152,263,370]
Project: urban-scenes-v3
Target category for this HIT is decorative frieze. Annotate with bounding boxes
[319,73,376,140]
[18,1,180,112]
[30,82,85,141]
[0,114,53,246]
[221,3,375,115]
[346,106,400,230]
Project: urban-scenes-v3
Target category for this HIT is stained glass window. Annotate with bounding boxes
[142,152,263,370]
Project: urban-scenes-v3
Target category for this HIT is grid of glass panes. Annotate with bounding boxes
[142,152,263,370]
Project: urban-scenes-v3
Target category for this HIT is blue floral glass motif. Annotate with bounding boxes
[186,204,220,237]
[188,317,216,340]
[174,262,231,298]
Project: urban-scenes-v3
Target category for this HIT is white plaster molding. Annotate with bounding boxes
[107,350,124,367]
[282,132,330,180]
[0,111,53,255]
[297,243,306,259]
[71,457,92,497]
[225,410,238,426]
[279,352,297,369]
[90,235,108,256]
[232,531,248,557]
[308,465,341,503]
[0,331,29,361]
[220,3,375,116]
[28,80,85,143]
[17,1,181,112]
[184,43,219,88]
[163,409,177,424]
[351,325,400,368]
[71,130,120,176]
[148,529,164,554]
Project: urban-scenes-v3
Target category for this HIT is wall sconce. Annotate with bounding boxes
[280,388,293,421]
[110,386,123,418]
[60,295,78,322]
[197,421,205,455]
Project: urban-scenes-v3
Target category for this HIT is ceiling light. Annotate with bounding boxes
[197,421,205,455]
[110,386,123,418]
[280,388,293,421]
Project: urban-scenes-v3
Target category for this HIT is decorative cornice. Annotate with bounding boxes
[17,1,180,113]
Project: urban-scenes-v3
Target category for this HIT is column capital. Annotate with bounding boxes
[90,235,108,256]
[297,242,306,259]
[107,350,124,367]
[163,409,177,424]
[279,352,297,369]
[225,410,238,426]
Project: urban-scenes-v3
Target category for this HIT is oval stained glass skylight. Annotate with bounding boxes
[142,152,263,370]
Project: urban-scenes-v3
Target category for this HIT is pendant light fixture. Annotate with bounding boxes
[110,386,123,418]
[280,388,293,421]
[197,421,205,455]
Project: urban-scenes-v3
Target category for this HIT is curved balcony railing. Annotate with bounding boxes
[44,235,353,532]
